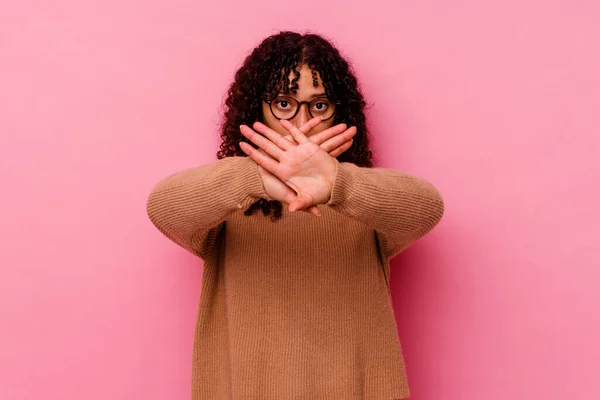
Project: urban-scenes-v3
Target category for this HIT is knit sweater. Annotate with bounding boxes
[146,155,444,400]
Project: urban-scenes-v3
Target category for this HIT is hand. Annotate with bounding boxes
[240,117,357,213]
[253,118,355,216]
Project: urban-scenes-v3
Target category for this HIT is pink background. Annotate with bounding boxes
[1,1,599,399]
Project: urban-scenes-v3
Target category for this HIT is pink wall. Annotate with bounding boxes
[1,1,599,399]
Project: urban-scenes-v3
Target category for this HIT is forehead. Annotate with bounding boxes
[266,64,328,101]
[286,65,323,84]
[279,65,325,95]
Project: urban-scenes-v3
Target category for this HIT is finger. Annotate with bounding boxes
[329,139,353,158]
[308,123,348,145]
[320,126,357,153]
[257,148,276,161]
[298,205,321,216]
[280,188,320,217]
[282,122,354,157]
[280,119,310,144]
[297,116,322,135]
[285,124,351,147]
[306,206,322,216]
[278,120,317,146]
[240,125,284,160]
[252,121,296,151]
[239,141,280,173]
[283,133,295,143]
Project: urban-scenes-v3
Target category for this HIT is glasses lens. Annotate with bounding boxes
[309,97,335,120]
[271,96,298,120]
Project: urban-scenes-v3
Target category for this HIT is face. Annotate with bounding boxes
[262,64,335,138]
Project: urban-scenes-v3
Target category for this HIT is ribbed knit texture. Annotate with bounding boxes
[146,156,444,400]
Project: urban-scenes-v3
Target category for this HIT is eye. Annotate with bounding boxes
[311,98,331,113]
[274,98,292,110]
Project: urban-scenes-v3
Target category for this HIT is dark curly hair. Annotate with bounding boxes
[217,30,374,221]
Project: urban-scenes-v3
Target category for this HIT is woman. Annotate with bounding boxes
[147,31,444,399]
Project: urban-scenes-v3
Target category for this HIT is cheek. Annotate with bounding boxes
[261,103,271,124]
[262,104,287,136]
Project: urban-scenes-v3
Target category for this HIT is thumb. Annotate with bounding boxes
[288,202,301,212]
[288,194,313,212]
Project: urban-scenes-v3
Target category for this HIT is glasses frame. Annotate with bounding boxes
[264,96,341,122]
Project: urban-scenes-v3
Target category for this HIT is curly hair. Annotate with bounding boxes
[217,31,374,221]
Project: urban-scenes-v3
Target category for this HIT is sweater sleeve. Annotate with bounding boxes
[326,160,445,260]
[146,156,268,260]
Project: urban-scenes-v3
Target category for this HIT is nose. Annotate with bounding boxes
[292,103,311,129]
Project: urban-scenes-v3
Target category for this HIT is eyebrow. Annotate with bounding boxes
[278,92,327,99]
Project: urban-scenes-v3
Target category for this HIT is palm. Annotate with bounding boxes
[272,141,336,208]
[240,117,356,212]
[257,164,295,201]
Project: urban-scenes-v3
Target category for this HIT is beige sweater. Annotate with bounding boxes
[146,156,444,400]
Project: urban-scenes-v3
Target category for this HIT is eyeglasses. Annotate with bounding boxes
[265,95,340,121]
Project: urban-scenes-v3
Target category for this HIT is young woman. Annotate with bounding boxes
[147,31,444,399]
